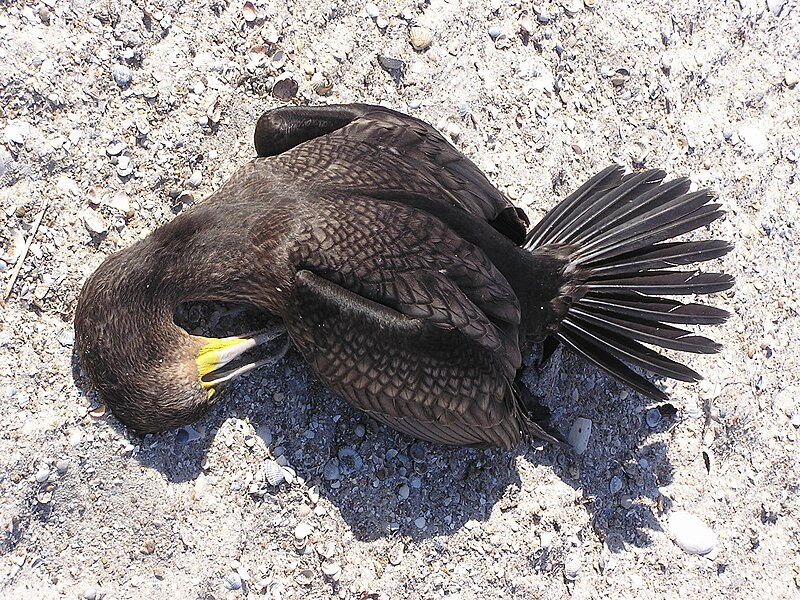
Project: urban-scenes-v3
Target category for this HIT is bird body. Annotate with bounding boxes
[74,104,732,448]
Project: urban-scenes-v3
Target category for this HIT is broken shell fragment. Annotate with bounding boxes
[378,54,405,72]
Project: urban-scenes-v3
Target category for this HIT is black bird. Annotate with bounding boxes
[74,104,733,448]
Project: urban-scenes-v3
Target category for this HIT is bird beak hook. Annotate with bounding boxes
[195,324,290,394]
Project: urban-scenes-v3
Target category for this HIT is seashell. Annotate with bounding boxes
[205,95,222,123]
[295,569,314,585]
[262,459,285,485]
[187,169,202,188]
[645,407,662,428]
[242,1,257,23]
[270,50,286,70]
[409,26,433,51]
[377,54,405,71]
[271,76,298,100]
[106,140,125,156]
[321,560,341,578]
[310,72,333,95]
[494,33,511,49]
[668,511,717,555]
[568,417,592,455]
[88,404,107,418]
[294,522,313,540]
[316,540,335,559]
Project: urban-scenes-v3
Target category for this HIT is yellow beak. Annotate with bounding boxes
[195,325,290,397]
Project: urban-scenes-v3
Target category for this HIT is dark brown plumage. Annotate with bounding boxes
[73,104,733,448]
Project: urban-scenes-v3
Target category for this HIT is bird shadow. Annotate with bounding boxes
[72,302,674,552]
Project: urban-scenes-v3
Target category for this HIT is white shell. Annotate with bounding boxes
[568,417,592,455]
[294,522,313,540]
[310,73,333,95]
[668,511,717,555]
[409,26,433,51]
[262,459,285,486]
[242,1,257,22]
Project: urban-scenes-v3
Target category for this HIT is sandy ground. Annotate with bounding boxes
[1,0,799,598]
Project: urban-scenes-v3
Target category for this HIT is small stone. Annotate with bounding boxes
[82,588,97,600]
[223,572,242,590]
[35,466,50,483]
[365,3,379,18]
[294,522,313,539]
[646,408,662,428]
[112,64,133,88]
[106,140,125,156]
[668,510,717,555]
[767,0,786,16]
[414,516,426,529]
[609,475,623,494]
[187,169,202,188]
[568,417,592,455]
[785,71,799,88]
[323,459,340,481]
[488,25,502,39]
[398,484,410,500]
[56,459,70,473]
[563,553,581,580]
[540,532,553,549]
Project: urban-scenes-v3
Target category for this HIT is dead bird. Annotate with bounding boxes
[74,103,733,448]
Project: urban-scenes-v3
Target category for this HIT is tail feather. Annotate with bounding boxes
[576,295,730,325]
[586,240,733,275]
[527,165,732,401]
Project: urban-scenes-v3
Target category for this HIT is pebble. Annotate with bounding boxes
[398,484,410,500]
[568,417,592,455]
[738,125,768,156]
[365,2,379,18]
[35,466,50,483]
[242,1,257,22]
[785,71,799,88]
[414,516,426,529]
[187,169,202,188]
[668,511,717,555]
[223,571,242,590]
[82,587,97,600]
[106,140,125,156]
[646,408,662,428]
[488,25,502,39]
[609,475,623,494]
[294,522,313,539]
[56,459,70,473]
[112,64,132,88]
[563,553,581,580]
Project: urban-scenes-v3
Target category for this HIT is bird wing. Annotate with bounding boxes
[285,269,524,448]
[253,193,525,448]
[255,104,529,243]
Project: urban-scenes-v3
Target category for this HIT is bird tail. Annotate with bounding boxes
[523,165,733,400]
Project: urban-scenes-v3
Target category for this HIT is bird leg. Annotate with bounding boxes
[196,324,290,389]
